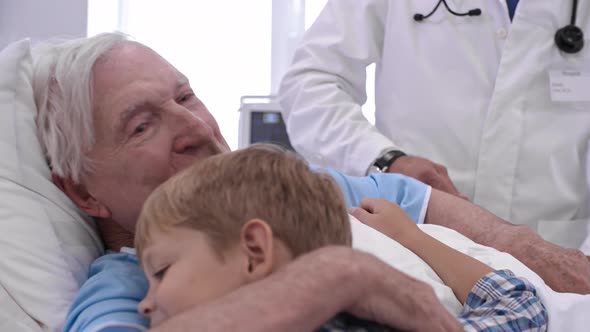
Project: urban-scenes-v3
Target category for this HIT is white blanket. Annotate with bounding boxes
[350,215,590,331]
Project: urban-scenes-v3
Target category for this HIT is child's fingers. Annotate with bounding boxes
[350,205,391,237]
[358,197,389,214]
[349,206,375,224]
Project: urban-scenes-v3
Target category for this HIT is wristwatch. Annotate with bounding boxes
[366,150,407,174]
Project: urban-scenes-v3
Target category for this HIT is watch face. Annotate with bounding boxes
[375,152,395,169]
[367,150,405,175]
[367,165,384,174]
[376,150,406,170]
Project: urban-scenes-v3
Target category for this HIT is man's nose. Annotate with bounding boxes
[171,109,212,153]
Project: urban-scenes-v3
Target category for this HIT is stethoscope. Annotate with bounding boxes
[414,0,584,54]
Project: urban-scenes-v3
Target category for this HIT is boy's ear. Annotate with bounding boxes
[52,174,111,219]
[239,218,275,281]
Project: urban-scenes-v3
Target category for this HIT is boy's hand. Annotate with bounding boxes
[350,198,423,248]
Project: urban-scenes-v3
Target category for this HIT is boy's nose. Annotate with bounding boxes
[138,298,154,318]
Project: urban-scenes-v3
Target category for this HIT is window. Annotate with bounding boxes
[89,0,271,150]
[88,0,374,148]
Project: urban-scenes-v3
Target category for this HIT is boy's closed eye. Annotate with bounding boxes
[154,266,169,281]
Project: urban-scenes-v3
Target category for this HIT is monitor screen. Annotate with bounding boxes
[250,111,294,150]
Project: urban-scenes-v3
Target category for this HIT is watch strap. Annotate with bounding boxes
[372,150,407,172]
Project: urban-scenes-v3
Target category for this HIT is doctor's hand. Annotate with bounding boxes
[388,155,468,200]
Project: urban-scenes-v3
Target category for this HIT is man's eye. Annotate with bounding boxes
[154,266,169,281]
[178,93,194,103]
[133,123,148,136]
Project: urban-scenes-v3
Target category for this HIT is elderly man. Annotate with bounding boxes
[32,33,589,331]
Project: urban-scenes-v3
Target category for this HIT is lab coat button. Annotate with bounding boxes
[496,28,507,39]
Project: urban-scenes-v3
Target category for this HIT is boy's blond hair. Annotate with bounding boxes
[135,144,351,259]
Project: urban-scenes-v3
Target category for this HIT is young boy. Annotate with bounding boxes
[135,144,547,331]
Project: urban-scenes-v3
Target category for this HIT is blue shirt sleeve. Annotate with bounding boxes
[319,168,431,224]
[63,253,149,332]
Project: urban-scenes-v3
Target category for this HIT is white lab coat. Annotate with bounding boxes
[279,0,590,251]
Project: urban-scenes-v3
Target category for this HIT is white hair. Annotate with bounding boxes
[32,32,128,183]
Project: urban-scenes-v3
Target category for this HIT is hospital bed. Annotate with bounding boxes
[1,39,589,332]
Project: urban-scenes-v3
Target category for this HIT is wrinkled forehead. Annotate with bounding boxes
[89,41,187,136]
[92,41,182,95]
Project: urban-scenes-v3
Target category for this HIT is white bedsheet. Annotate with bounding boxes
[350,215,590,331]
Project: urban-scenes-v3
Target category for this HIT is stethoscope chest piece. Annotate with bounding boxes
[555,24,584,54]
[554,0,584,54]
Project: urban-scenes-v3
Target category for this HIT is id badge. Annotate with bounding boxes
[548,69,590,102]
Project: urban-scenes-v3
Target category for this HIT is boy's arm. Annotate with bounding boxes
[402,231,492,304]
[351,198,549,332]
[351,197,492,304]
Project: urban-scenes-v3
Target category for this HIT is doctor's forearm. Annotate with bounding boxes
[425,189,590,294]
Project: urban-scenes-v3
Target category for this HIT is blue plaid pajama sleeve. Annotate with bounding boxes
[316,270,547,332]
[459,270,548,332]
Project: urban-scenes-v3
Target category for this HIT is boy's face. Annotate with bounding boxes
[138,227,247,326]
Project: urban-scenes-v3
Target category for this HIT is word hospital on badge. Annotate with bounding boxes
[549,70,590,102]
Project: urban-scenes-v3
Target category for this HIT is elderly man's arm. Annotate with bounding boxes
[426,189,590,294]
[151,246,461,332]
[324,169,590,294]
[64,246,459,332]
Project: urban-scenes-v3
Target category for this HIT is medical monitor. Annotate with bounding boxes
[238,96,294,151]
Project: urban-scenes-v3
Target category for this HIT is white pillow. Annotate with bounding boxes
[0,39,103,332]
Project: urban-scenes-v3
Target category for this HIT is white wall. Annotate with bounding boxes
[0,0,88,49]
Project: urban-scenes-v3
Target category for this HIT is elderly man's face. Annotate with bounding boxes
[81,41,230,232]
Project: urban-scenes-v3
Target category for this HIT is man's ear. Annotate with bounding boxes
[52,174,111,219]
[239,219,275,281]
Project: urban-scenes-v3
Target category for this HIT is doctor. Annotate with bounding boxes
[279,0,590,253]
